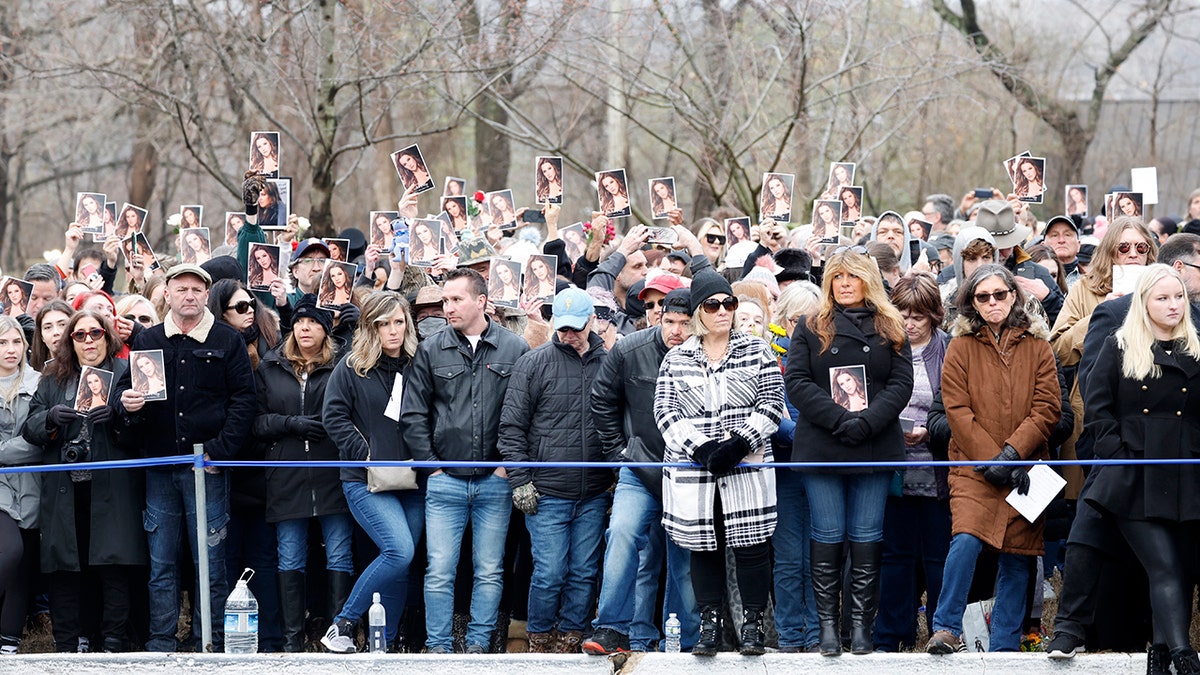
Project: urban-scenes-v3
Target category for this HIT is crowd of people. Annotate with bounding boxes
[0,168,1199,673]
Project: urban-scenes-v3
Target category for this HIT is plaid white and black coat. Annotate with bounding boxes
[654,331,784,551]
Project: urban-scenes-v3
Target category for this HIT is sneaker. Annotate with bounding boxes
[426,645,453,654]
[76,637,90,653]
[926,630,965,655]
[1046,632,1086,659]
[582,627,631,655]
[321,620,356,654]
[465,644,486,654]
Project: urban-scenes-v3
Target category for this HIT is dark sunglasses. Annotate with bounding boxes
[973,289,1011,304]
[700,297,739,314]
[226,299,257,314]
[832,245,869,256]
[70,328,106,343]
[705,234,727,245]
[1116,241,1151,255]
[124,313,154,325]
[643,300,660,310]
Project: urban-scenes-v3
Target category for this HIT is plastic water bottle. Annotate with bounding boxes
[224,568,259,654]
[664,613,681,653]
[369,592,387,653]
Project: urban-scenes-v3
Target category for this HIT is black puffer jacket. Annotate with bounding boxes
[325,353,412,485]
[499,333,611,500]
[253,347,348,522]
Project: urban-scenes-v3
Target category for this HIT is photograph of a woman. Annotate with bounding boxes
[444,176,465,197]
[324,238,349,262]
[122,233,160,272]
[180,205,203,229]
[392,144,434,194]
[813,199,843,239]
[726,216,751,249]
[407,219,442,267]
[820,162,855,200]
[560,223,586,264]
[485,190,518,230]
[250,131,280,177]
[317,261,357,310]
[179,228,211,265]
[488,259,522,308]
[1066,185,1088,217]
[74,365,113,414]
[1013,156,1046,203]
[596,169,632,218]
[114,203,146,240]
[130,349,167,401]
[247,243,283,291]
[1115,192,1144,218]
[523,254,558,304]
[830,365,869,411]
[1,277,31,317]
[95,201,117,242]
[257,179,288,229]
[649,177,678,220]
[840,186,863,222]
[535,156,564,204]
[225,212,245,247]
[76,192,106,234]
[760,172,794,222]
[371,210,400,250]
[440,196,468,232]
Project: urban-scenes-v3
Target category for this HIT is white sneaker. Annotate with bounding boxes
[321,620,356,654]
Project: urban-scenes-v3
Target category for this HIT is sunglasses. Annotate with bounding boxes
[124,313,155,325]
[227,299,257,314]
[973,289,1011,304]
[70,328,106,343]
[705,234,727,245]
[1116,241,1151,255]
[643,300,660,310]
[832,245,869,256]
[700,297,739,314]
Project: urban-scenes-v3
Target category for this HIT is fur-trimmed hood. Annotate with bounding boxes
[950,311,1050,341]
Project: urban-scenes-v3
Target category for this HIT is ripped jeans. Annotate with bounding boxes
[144,467,230,652]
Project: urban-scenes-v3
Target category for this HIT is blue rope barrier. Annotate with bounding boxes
[0,454,193,475]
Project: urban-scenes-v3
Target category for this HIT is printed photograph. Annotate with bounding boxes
[180,205,204,230]
[408,219,444,266]
[439,196,469,233]
[75,366,114,413]
[0,277,32,318]
[114,203,147,240]
[488,259,523,309]
[178,227,211,265]
[257,178,290,229]
[1010,156,1046,204]
[247,242,283,291]
[760,172,794,222]
[121,233,160,272]
[75,192,106,234]
[94,201,117,242]
[130,349,167,402]
[535,156,564,204]
[443,176,465,197]
[812,199,843,240]
[838,186,863,222]
[595,169,631,218]
[249,131,280,178]
[830,365,869,412]
[485,190,518,230]
[225,212,246,247]
[369,211,400,249]
[523,254,558,304]
[560,222,586,264]
[317,260,358,309]
[725,216,752,248]
[820,162,855,200]
[392,144,434,194]
[1065,185,1088,217]
[1112,191,1144,219]
[649,176,678,220]
[324,238,350,262]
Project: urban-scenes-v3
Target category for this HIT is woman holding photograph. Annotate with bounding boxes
[523,256,556,303]
[1082,264,1200,672]
[489,262,521,305]
[655,270,784,656]
[31,301,73,372]
[651,180,677,216]
[815,202,840,238]
[395,150,431,192]
[785,246,913,656]
[761,175,792,220]
[840,187,862,222]
[442,198,468,232]
[536,158,563,203]
[1014,158,1045,199]
[24,310,144,654]
[320,292,425,653]
[1067,186,1087,216]
[319,265,355,309]
[598,172,630,216]
[76,195,104,231]
[114,205,142,240]
[926,264,1059,655]
[181,230,211,265]
[131,352,166,400]
[1118,193,1143,218]
[489,193,517,228]
[409,221,438,265]
[251,133,280,176]
[249,246,283,290]
[226,213,245,247]
[2,280,27,318]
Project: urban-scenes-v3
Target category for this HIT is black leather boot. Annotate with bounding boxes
[327,571,353,624]
[278,570,306,652]
[739,608,766,655]
[811,540,844,657]
[848,541,882,655]
[692,606,721,657]
[1148,643,1171,674]
[1172,647,1200,675]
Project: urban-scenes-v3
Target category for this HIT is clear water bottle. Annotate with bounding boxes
[224,568,259,654]
[664,612,681,653]
[369,592,387,653]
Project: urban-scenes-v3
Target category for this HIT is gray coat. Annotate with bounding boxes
[0,367,45,528]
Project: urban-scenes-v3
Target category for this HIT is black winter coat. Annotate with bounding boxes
[785,307,914,473]
[324,353,412,485]
[24,359,147,572]
[254,347,348,522]
[499,333,611,500]
[1083,336,1200,522]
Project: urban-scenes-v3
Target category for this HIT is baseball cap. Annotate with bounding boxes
[551,286,594,331]
[291,238,330,264]
[638,273,686,300]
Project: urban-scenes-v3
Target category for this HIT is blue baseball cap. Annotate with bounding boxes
[551,286,595,331]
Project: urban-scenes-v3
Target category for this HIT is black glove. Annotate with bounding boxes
[690,440,721,471]
[1009,467,1031,496]
[87,405,113,425]
[297,416,326,441]
[336,303,360,328]
[975,444,1023,489]
[833,415,871,445]
[46,404,79,430]
[706,435,752,475]
[242,172,265,215]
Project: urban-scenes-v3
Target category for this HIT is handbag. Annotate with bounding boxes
[367,454,418,492]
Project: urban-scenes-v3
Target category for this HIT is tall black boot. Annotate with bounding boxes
[327,571,353,623]
[277,571,306,652]
[811,541,844,657]
[848,541,882,655]
[1147,643,1171,675]
[692,607,721,657]
[1172,647,1200,675]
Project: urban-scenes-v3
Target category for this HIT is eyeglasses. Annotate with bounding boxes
[1116,241,1151,255]
[973,289,1011,304]
[293,257,328,268]
[1181,260,1200,273]
[124,313,155,325]
[700,297,739,313]
[832,245,869,256]
[70,328,106,343]
[705,234,727,245]
[227,299,256,314]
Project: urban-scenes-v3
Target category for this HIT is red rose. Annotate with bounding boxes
[472,191,486,203]
[291,240,299,251]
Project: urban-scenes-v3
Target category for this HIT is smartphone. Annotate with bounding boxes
[521,210,546,224]
[647,226,678,245]
[79,262,98,279]
[900,417,916,434]
[909,239,921,263]
[974,188,992,200]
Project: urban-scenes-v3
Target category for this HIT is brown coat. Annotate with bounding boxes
[942,315,1062,555]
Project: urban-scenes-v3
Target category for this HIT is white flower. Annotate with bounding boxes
[296,216,311,234]
[44,249,62,263]
[166,213,182,227]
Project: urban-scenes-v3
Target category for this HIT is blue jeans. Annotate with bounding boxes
[931,533,1031,651]
[773,469,819,649]
[592,468,696,650]
[423,472,511,651]
[144,466,230,652]
[875,495,952,651]
[525,492,611,633]
[803,472,890,544]
[276,514,355,573]
[337,481,425,642]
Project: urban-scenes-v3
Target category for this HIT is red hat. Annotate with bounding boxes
[638,273,687,300]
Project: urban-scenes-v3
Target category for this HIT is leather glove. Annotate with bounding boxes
[690,440,721,471]
[833,415,871,445]
[336,303,360,329]
[242,171,266,215]
[46,404,79,430]
[299,415,326,441]
[512,482,540,515]
[706,435,752,475]
[1009,466,1031,496]
[86,405,113,426]
[975,444,1022,489]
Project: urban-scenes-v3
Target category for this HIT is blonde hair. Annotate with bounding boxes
[808,249,907,353]
[774,280,820,325]
[347,291,417,377]
[1082,216,1157,296]
[1116,264,1200,380]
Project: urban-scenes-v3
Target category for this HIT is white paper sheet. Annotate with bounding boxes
[1131,167,1159,205]
[1112,264,1148,297]
[1005,463,1066,523]
[384,374,403,422]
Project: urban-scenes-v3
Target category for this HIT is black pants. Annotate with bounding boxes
[0,513,38,643]
[1117,518,1190,650]
[689,491,771,611]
